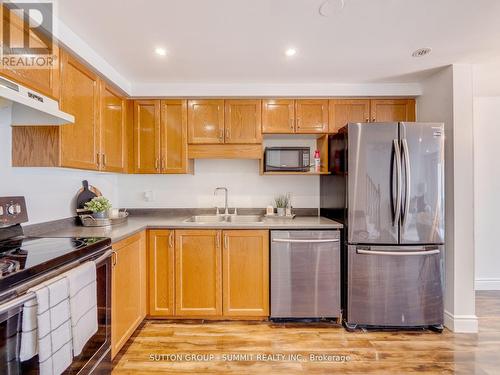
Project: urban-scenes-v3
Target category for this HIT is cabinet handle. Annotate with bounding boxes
[365,118,370,122]
[102,153,106,167]
[225,128,230,140]
[96,153,100,167]
[216,231,221,249]
[224,234,228,250]
[372,118,376,122]
[111,250,118,266]
[161,157,165,171]
[289,118,294,130]
[155,158,159,171]
[219,128,224,142]
[169,231,174,248]
[296,118,301,129]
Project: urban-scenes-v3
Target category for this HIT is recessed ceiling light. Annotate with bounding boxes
[155,47,167,56]
[285,48,297,57]
[412,47,432,57]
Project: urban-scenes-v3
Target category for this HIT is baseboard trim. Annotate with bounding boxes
[475,278,500,290]
[444,310,478,333]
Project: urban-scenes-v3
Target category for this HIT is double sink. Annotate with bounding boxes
[184,215,264,224]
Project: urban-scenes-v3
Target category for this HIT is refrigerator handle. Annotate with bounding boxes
[401,138,411,227]
[393,139,402,227]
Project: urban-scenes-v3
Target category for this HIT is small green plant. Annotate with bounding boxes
[274,194,289,209]
[85,196,112,213]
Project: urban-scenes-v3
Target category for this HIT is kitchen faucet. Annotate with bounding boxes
[214,187,236,216]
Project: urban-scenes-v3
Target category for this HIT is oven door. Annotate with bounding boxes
[0,250,112,375]
[265,149,309,172]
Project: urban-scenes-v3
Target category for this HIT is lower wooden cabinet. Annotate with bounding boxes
[111,232,147,359]
[223,230,269,317]
[147,229,269,319]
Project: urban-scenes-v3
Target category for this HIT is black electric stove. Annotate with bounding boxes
[0,234,111,296]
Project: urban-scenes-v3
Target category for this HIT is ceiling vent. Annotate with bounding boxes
[412,48,432,57]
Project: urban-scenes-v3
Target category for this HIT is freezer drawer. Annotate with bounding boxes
[347,245,444,327]
[270,230,341,318]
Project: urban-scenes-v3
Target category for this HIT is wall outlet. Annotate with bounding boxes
[143,190,154,202]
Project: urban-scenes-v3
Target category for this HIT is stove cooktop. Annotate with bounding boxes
[0,236,111,294]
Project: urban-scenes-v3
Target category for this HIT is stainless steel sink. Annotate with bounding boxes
[226,215,264,223]
[183,214,264,224]
[183,215,225,223]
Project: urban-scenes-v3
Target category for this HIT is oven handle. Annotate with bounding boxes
[0,249,113,315]
[272,238,340,243]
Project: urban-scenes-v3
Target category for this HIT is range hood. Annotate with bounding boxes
[0,75,74,125]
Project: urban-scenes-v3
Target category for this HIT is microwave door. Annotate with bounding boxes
[266,149,308,171]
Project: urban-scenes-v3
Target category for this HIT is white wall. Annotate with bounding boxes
[417,65,477,333]
[473,62,500,290]
[0,110,119,225]
[118,159,319,209]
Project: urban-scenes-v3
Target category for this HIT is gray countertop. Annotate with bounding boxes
[40,214,343,243]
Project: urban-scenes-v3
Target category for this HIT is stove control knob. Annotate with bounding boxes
[0,206,3,215]
[7,204,21,215]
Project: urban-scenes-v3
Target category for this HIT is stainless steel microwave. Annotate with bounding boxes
[264,147,310,172]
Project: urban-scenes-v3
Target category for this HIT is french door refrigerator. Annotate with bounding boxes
[320,122,445,330]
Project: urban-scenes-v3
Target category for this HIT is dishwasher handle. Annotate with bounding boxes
[272,238,340,244]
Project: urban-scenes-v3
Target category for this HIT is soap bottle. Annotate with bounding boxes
[285,192,292,217]
[314,150,321,172]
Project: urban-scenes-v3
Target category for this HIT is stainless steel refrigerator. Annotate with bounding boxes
[320,122,445,330]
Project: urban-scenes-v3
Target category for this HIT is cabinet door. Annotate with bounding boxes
[222,230,269,317]
[148,230,175,316]
[262,99,295,133]
[370,99,416,122]
[295,100,329,133]
[99,81,126,172]
[111,232,147,359]
[329,99,370,133]
[175,230,222,316]
[133,100,160,173]
[224,100,262,144]
[0,6,60,99]
[59,51,100,170]
[160,100,188,173]
[187,100,224,144]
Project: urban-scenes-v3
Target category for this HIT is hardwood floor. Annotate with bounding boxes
[112,291,500,374]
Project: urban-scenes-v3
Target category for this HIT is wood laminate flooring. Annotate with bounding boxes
[112,291,500,374]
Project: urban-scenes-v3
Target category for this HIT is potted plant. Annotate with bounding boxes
[84,196,112,219]
[274,195,289,217]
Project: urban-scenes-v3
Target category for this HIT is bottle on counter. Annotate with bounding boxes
[314,150,321,172]
[285,192,292,217]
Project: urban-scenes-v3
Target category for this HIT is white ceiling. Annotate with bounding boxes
[56,0,500,87]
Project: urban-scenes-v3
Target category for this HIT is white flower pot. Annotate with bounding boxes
[277,207,286,216]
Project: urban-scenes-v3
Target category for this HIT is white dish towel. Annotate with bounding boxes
[20,261,98,374]
[20,276,73,375]
[66,261,98,356]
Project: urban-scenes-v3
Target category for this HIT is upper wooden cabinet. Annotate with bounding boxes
[99,81,127,173]
[148,230,175,317]
[371,99,416,122]
[224,100,262,144]
[133,99,190,174]
[262,99,295,133]
[295,100,329,133]
[329,99,370,133]
[0,5,60,99]
[222,230,269,317]
[133,100,161,173]
[188,100,224,144]
[59,51,100,170]
[111,232,147,359]
[175,230,222,317]
[161,100,189,173]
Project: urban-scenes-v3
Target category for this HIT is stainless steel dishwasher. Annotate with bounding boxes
[270,230,341,319]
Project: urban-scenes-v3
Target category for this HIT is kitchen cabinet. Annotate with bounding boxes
[295,100,329,133]
[148,230,175,316]
[187,100,224,144]
[133,100,160,173]
[224,100,262,144]
[59,51,100,170]
[99,81,127,172]
[111,232,147,359]
[329,99,370,133]
[262,99,295,133]
[370,99,416,122]
[161,100,189,173]
[222,230,269,317]
[175,230,222,316]
[0,5,60,99]
[133,100,190,173]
